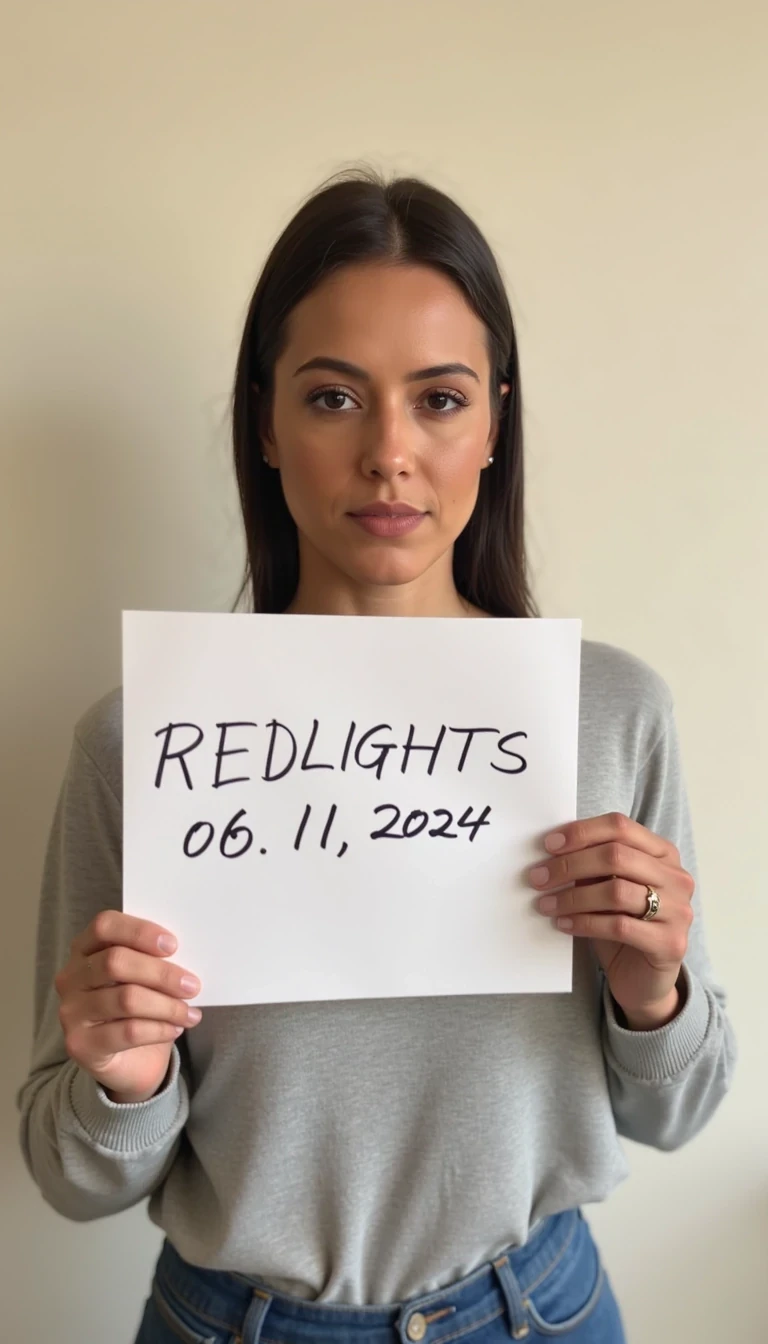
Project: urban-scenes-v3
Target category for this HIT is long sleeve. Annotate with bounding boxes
[601,686,737,1151]
[16,723,190,1221]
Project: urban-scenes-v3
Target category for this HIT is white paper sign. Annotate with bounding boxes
[122,612,581,1006]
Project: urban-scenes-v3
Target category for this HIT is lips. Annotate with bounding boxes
[349,502,424,518]
[347,502,427,538]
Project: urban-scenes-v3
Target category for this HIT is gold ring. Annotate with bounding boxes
[641,885,661,920]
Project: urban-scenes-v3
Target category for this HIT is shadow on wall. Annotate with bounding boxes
[592,1168,767,1339]
[0,383,239,1336]
[2,401,159,1126]
[0,409,148,1333]
[1,357,240,866]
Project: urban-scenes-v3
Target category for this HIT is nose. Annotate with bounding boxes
[358,401,416,481]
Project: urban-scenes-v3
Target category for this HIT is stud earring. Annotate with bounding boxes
[262,455,269,465]
[488,456,494,464]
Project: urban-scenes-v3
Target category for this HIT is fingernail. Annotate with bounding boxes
[529,866,550,886]
[172,1026,184,1037]
[179,975,201,996]
[545,832,567,852]
[556,917,573,930]
[157,934,177,954]
[186,1006,202,1025]
[538,895,558,913]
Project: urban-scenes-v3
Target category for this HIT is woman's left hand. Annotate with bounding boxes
[530,812,695,1030]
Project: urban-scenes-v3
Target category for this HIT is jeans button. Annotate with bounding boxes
[406,1311,427,1340]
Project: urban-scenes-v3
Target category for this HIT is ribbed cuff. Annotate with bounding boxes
[603,963,711,1082]
[68,1046,185,1151]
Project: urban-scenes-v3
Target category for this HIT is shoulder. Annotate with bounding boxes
[579,639,675,758]
[580,639,673,716]
[72,685,124,802]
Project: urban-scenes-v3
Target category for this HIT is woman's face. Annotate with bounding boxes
[260,261,508,605]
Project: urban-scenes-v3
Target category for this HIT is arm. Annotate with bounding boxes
[601,692,737,1150]
[16,728,190,1220]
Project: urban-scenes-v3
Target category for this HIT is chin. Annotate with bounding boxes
[347,554,432,588]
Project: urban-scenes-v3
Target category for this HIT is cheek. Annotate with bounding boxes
[428,442,485,503]
[288,447,327,493]
[273,414,324,484]
[279,442,347,533]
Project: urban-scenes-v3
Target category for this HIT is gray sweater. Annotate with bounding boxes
[17,639,736,1305]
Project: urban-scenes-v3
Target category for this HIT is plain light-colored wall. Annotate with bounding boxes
[2,2,765,1339]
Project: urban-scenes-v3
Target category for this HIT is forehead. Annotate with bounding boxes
[281,262,490,369]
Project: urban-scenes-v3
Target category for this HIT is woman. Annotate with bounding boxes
[18,167,736,1344]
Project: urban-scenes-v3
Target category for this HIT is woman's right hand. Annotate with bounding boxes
[55,911,202,1104]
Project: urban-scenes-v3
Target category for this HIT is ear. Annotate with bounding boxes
[486,381,511,451]
[251,382,276,466]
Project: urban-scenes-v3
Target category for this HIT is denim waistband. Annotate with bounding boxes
[154,1208,584,1343]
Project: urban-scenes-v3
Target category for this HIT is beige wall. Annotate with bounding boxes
[2,2,765,1338]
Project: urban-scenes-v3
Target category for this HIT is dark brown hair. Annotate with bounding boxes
[230,164,539,617]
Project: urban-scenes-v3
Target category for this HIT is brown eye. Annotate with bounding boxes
[305,386,469,415]
[306,386,357,411]
[424,389,470,415]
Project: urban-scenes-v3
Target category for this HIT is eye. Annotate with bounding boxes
[306,385,470,416]
[423,388,470,416]
[306,386,359,412]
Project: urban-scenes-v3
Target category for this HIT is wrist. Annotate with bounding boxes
[101,1050,176,1105]
[103,1084,161,1105]
[615,979,685,1032]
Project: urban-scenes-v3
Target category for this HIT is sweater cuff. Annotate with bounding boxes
[602,963,711,1082]
[67,1046,185,1151]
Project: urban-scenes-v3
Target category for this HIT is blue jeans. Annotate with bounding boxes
[135,1209,625,1343]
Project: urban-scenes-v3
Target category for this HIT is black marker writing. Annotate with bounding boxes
[263,720,297,781]
[213,721,258,788]
[154,722,204,790]
[301,719,334,772]
[448,727,499,772]
[400,723,446,776]
[491,731,528,774]
[152,718,530,788]
[353,724,396,780]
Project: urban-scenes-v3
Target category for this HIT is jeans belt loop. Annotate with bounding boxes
[492,1253,531,1340]
[240,1286,273,1344]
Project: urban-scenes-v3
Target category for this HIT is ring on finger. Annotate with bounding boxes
[640,885,661,920]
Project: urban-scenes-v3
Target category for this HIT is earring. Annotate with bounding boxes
[262,455,269,465]
[488,456,494,464]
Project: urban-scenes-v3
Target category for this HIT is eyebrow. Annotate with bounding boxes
[292,356,480,384]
